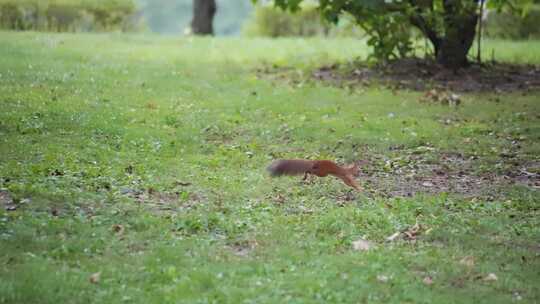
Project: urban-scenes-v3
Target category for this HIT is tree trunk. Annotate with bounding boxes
[190,0,216,35]
[408,0,480,68]
[436,0,479,68]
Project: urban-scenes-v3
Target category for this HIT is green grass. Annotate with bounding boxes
[0,31,539,304]
[470,38,540,64]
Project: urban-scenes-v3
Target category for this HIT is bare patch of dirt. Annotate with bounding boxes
[226,238,258,258]
[356,148,539,199]
[0,190,17,211]
[314,59,540,93]
[505,161,540,189]
[258,59,540,93]
[120,187,205,213]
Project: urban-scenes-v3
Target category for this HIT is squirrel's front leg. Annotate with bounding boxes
[342,175,362,191]
[302,172,316,184]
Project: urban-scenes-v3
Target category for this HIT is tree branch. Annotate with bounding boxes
[407,0,441,56]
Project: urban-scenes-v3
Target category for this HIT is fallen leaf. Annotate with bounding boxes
[49,169,64,176]
[484,273,498,282]
[403,222,422,240]
[386,221,425,242]
[409,222,421,234]
[273,193,285,205]
[352,238,374,251]
[145,101,158,110]
[112,224,125,235]
[459,256,475,268]
[89,272,101,284]
[422,181,434,187]
[448,93,461,106]
[377,274,389,283]
[0,190,17,211]
[124,165,134,174]
[386,232,401,242]
[423,276,434,285]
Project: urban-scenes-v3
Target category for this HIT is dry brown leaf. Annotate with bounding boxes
[423,276,434,285]
[352,238,374,251]
[420,89,461,106]
[273,193,286,205]
[386,231,401,242]
[484,273,498,282]
[1,190,17,211]
[377,274,389,283]
[386,221,426,242]
[145,101,158,110]
[89,272,101,284]
[112,224,125,235]
[404,222,422,240]
[459,256,475,268]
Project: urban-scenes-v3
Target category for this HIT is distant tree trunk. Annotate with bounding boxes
[190,0,216,35]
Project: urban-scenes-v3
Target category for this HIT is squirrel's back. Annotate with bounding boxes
[267,158,361,190]
[267,159,315,177]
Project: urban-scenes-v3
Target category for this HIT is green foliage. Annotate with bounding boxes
[0,0,142,32]
[243,3,366,38]
[254,0,420,61]
[243,3,329,37]
[257,0,534,64]
[362,13,414,62]
[485,5,540,39]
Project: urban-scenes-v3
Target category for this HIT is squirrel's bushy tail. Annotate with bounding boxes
[267,159,313,177]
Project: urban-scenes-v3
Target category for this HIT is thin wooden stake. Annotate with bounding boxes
[477,0,485,64]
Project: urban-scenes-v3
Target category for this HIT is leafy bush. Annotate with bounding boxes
[0,1,38,30]
[242,4,364,38]
[0,0,143,32]
[485,6,540,39]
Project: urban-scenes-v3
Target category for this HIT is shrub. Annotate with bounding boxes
[485,6,540,39]
[242,3,364,38]
[0,1,38,30]
[0,0,143,32]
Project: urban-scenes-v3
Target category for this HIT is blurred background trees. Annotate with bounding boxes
[1,0,539,66]
[264,0,537,68]
[138,0,252,35]
[1,0,538,41]
[0,0,143,32]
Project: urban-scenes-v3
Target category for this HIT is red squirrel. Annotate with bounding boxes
[267,159,361,191]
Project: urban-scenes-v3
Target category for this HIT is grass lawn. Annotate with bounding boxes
[0,31,539,303]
